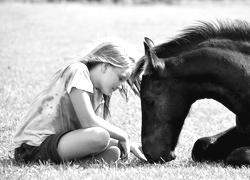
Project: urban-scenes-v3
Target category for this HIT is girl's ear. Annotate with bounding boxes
[101,63,108,73]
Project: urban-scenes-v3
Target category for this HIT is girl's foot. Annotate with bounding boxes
[94,146,121,164]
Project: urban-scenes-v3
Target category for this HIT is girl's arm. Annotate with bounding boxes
[69,88,128,142]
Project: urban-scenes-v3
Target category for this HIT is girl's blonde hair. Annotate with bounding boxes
[77,38,139,119]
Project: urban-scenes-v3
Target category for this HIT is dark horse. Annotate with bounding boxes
[132,20,250,166]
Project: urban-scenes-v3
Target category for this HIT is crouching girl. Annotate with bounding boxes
[14,39,145,164]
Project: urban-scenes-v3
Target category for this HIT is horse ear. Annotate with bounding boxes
[144,37,154,48]
[144,37,154,56]
[143,37,164,74]
[143,41,150,57]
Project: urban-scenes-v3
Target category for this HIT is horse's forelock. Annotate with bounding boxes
[132,52,163,79]
[135,56,154,77]
[142,56,152,76]
[132,56,146,79]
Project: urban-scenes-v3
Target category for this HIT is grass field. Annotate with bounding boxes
[1,2,250,179]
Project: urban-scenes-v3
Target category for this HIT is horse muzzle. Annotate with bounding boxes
[144,150,176,163]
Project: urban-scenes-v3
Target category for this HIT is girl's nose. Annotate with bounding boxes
[116,84,122,91]
[117,84,122,89]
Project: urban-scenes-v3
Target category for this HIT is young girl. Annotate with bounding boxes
[14,38,146,164]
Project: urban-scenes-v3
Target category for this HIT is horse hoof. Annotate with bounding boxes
[225,147,250,166]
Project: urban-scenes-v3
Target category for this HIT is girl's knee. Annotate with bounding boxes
[57,128,110,161]
[90,127,110,151]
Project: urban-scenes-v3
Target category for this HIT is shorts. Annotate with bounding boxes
[14,131,71,164]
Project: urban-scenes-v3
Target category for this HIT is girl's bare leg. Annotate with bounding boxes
[57,127,116,161]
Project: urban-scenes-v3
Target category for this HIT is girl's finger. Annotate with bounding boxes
[132,148,147,161]
[120,141,130,160]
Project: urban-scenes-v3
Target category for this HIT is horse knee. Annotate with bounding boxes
[192,137,214,162]
[91,127,110,151]
[225,147,250,166]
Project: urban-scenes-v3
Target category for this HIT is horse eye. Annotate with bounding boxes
[144,99,155,107]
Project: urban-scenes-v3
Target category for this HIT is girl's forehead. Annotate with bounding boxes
[115,67,132,77]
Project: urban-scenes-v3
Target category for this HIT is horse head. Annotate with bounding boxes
[140,37,191,163]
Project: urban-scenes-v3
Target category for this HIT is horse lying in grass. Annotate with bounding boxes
[132,20,250,166]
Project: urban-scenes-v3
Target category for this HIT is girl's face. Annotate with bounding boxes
[100,64,132,95]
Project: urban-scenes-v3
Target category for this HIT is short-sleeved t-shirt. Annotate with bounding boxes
[14,62,104,148]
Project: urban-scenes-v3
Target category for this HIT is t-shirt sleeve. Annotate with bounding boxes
[65,63,93,94]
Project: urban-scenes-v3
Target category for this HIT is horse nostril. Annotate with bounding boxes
[170,151,177,160]
[144,151,176,163]
[162,151,176,162]
[144,153,154,163]
[144,153,152,160]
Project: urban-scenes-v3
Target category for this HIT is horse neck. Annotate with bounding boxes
[172,48,250,113]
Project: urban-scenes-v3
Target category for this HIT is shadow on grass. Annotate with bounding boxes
[71,156,149,169]
[3,153,247,170]
[181,158,250,169]
[0,153,148,169]
[0,156,18,167]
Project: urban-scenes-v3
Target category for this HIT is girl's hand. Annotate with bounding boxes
[130,142,147,161]
[118,139,130,160]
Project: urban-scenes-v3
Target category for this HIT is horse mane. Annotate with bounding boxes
[132,19,250,81]
[156,19,250,58]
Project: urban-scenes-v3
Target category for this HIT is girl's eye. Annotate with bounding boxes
[119,76,125,82]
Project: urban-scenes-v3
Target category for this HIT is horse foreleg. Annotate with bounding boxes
[223,116,250,166]
[191,126,248,162]
[225,147,250,166]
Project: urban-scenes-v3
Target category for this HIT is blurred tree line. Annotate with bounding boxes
[0,0,247,4]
